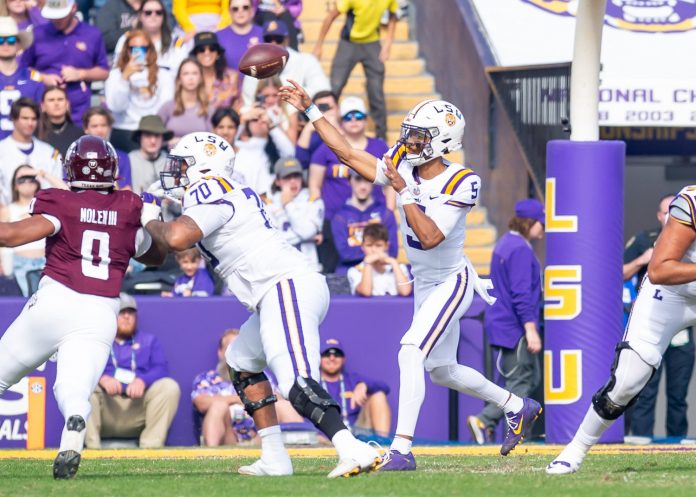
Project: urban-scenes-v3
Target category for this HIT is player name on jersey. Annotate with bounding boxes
[79,208,118,226]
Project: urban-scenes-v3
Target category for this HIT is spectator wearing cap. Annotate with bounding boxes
[113,0,191,75]
[252,0,301,50]
[95,0,143,56]
[85,293,181,449]
[467,198,544,445]
[173,0,231,36]
[21,0,109,123]
[191,31,240,109]
[265,157,324,271]
[310,96,392,273]
[313,0,399,140]
[241,19,329,111]
[319,338,391,437]
[331,169,398,271]
[105,29,175,152]
[128,115,172,194]
[4,0,48,31]
[0,17,44,141]
[37,86,84,158]
[215,0,263,72]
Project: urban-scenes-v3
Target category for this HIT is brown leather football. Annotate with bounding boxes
[238,43,289,79]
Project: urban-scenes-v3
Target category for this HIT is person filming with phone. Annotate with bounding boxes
[105,29,174,151]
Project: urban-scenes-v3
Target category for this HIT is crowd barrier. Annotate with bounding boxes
[0,295,489,447]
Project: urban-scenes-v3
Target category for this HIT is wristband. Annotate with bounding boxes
[398,187,416,205]
[304,103,323,123]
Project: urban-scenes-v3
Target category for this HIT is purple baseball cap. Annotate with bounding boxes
[515,198,545,225]
[263,19,289,38]
[321,338,344,356]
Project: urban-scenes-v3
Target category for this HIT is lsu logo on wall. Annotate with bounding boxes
[545,350,582,404]
[521,0,696,33]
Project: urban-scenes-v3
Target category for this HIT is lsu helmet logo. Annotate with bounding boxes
[521,0,696,33]
[445,113,456,127]
[204,143,217,157]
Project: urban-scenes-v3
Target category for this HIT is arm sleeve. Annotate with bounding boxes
[105,69,131,112]
[172,0,196,32]
[506,247,539,325]
[139,336,170,387]
[269,127,296,158]
[184,203,235,237]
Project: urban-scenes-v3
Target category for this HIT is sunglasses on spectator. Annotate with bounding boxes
[142,9,164,16]
[317,103,333,112]
[16,175,37,184]
[321,350,345,358]
[231,4,251,12]
[0,36,18,46]
[264,35,285,44]
[342,111,366,121]
[195,45,218,54]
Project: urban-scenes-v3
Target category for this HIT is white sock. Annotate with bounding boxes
[391,436,412,455]
[258,425,289,462]
[331,429,358,460]
[560,407,614,462]
[393,346,426,438]
[429,364,516,411]
[58,423,86,453]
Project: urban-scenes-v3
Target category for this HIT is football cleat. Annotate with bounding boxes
[327,442,380,478]
[375,450,417,472]
[467,416,491,445]
[500,398,542,456]
[53,415,86,480]
[238,458,293,476]
[546,459,580,475]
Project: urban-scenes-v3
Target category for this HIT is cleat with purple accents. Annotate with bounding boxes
[500,397,542,456]
[375,450,417,471]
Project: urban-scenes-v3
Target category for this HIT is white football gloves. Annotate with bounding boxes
[467,260,497,305]
[140,192,162,227]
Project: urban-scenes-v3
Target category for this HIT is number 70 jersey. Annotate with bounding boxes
[182,175,315,310]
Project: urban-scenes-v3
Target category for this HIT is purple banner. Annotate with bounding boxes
[544,140,625,443]
[0,295,489,447]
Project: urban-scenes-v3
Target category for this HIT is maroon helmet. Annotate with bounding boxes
[65,135,119,189]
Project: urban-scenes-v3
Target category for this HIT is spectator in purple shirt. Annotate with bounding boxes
[310,96,393,273]
[332,170,398,270]
[85,293,181,448]
[0,17,44,140]
[319,338,391,437]
[21,0,109,123]
[161,247,215,297]
[467,199,544,445]
[215,0,262,72]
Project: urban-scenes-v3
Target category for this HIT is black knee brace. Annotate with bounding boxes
[230,370,277,416]
[592,341,655,420]
[288,376,345,438]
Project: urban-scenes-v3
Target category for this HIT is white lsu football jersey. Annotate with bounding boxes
[182,175,316,310]
[374,144,480,283]
[664,185,696,297]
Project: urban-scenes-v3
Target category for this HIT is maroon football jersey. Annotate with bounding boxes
[29,189,143,297]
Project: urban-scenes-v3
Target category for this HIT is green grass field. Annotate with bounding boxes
[1,446,696,497]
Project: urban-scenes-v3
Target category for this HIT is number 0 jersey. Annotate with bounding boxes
[29,188,144,297]
[182,175,317,310]
[665,185,696,297]
[374,144,480,283]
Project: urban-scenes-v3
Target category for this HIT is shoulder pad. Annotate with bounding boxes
[183,176,235,208]
[441,166,477,196]
[670,193,695,229]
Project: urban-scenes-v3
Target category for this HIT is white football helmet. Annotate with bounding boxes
[399,100,465,166]
[160,132,236,199]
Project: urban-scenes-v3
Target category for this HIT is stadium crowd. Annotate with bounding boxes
[0,0,686,454]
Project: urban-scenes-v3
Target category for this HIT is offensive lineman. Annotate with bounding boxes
[547,186,696,474]
[0,135,164,479]
[280,80,543,470]
[142,132,380,478]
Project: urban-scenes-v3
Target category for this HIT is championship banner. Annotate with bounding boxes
[544,140,625,443]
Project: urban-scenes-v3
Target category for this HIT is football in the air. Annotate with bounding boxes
[238,43,289,79]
